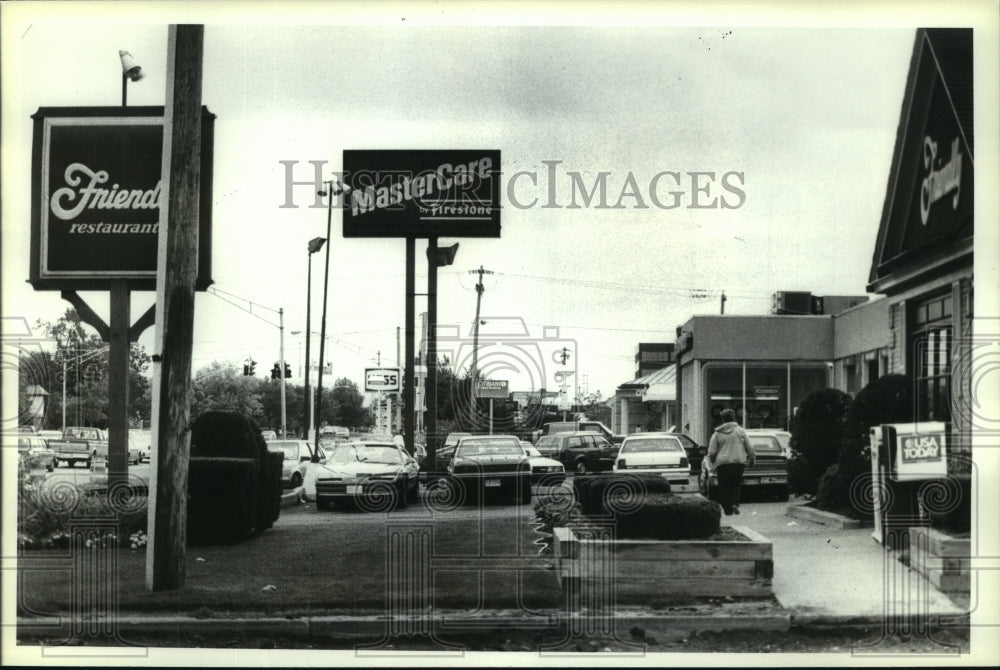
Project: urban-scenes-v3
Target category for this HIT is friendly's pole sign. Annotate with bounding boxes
[342,150,501,238]
[29,106,215,291]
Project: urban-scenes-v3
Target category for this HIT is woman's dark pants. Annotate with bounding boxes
[714,463,746,514]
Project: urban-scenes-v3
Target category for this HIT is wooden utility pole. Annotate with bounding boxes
[468,265,492,428]
[146,24,204,591]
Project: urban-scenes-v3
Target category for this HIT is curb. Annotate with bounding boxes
[17,610,792,640]
[785,503,862,529]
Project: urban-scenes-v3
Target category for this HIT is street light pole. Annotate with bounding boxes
[119,50,143,106]
[279,307,286,438]
[315,179,348,442]
[468,265,492,429]
[303,237,326,441]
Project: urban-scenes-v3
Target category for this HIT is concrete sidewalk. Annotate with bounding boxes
[719,500,967,625]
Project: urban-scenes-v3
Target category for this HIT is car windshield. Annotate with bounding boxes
[620,437,684,454]
[444,433,470,446]
[749,436,782,453]
[456,439,523,457]
[268,442,303,460]
[327,443,403,465]
[535,437,558,449]
[64,428,100,440]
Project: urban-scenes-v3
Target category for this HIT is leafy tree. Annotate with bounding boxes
[328,378,369,429]
[578,391,612,426]
[20,309,151,429]
[190,361,264,421]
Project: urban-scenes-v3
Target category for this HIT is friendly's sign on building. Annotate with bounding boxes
[29,106,215,291]
[342,150,501,238]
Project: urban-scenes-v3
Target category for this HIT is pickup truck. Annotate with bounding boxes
[536,420,625,446]
[49,427,109,467]
[49,438,97,468]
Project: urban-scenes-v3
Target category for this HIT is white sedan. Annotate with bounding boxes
[612,433,690,485]
[520,441,566,485]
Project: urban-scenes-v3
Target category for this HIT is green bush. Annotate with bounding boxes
[788,388,853,496]
[573,473,672,516]
[818,374,914,517]
[188,411,281,542]
[187,457,260,544]
[613,492,721,540]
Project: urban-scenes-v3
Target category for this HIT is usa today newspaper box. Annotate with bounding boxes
[869,421,948,546]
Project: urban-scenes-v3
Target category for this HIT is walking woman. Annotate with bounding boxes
[707,409,756,515]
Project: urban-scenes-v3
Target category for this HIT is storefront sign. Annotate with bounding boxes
[920,136,962,225]
[29,107,215,291]
[342,150,501,238]
[475,379,509,399]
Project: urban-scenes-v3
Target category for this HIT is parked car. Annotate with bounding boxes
[519,441,566,485]
[128,436,150,465]
[267,439,324,489]
[18,435,55,472]
[38,429,63,443]
[447,435,531,504]
[433,432,473,472]
[698,432,789,501]
[533,431,618,475]
[533,420,625,446]
[58,426,108,460]
[668,432,707,473]
[612,433,690,485]
[314,440,419,510]
[746,428,793,459]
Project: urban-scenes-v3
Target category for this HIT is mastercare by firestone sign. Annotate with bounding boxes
[342,150,501,238]
[29,106,215,291]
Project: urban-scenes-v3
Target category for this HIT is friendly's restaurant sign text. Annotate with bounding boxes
[29,106,215,291]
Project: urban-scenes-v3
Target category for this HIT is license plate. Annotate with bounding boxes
[743,478,758,485]
[762,476,786,483]
[485,478,501,487]
[347,485,361,494]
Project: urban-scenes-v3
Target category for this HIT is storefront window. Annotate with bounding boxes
[705,363,828,436]
[910,292,953,422]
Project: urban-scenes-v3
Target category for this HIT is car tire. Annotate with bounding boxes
[290,472,303,489]
[46,462,54,473]
[395,482,408,510]
[520,481,532,505]
[407,480,419,503]
[316,498,332,511]
[52,458,59,469]
[773,485,789,502]
[574,460,587,475]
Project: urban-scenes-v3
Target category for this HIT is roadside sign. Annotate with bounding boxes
[365,368,401,392]
[475,379,508,399]
[342,150,501,238]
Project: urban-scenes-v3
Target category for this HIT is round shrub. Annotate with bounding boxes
[573,473,671,516]
[613,492,721,540]
[817,374,915,517]
[190,410,268,459]
[788,388,852,496]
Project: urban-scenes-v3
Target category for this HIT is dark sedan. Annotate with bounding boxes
[447,435,531,504]
[669,433,707,473]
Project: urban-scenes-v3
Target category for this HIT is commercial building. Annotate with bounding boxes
[668,28,972,460]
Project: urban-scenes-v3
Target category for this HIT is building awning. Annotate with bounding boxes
[615,365,676,402]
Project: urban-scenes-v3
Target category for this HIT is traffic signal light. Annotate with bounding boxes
[248,359,256,376]
[284,363,292,378]
[271,363,280,380]
[244,358,257,376]
[243,361,250,376]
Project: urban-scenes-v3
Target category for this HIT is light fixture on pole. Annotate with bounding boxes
[314,178,349,443]
[119,50,144,106]
[302,236,326,444]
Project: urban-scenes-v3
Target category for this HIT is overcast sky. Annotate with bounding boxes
[2,1,997,401]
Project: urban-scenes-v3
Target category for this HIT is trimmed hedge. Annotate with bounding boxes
[613,492,721,540]
[187,457,260,544]
[188,411,281,543]
[788,388,852,496]
[572,473,672,516]
[572,473,720,540]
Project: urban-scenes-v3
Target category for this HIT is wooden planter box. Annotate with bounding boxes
[908,526,970,594]
[552,525,773,601]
